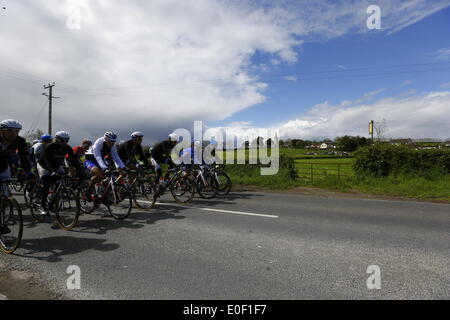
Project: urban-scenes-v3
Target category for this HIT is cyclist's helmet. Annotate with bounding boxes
[0,119,22,130]
[168,133,179,142]
[55,131,70,142]
[32,139,41,145]
[41,134,53,142]
[104,131,117,142]
[131,131,144,139]
[194,140,201,148]
[82,138,92,147]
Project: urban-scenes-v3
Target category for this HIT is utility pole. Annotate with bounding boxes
[42,83,60,135]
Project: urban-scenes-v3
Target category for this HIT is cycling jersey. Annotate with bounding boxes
[0,135,30,174]
[85,137,125,170]
[117,139,149,166]
[29,142,45,166]
[38,142,80,173]
[180,146,202,165]
[151,140,175,164]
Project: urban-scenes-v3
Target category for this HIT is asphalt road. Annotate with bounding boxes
[1,190,449,299]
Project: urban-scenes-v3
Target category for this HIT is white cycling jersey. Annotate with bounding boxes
[85,137,125,170]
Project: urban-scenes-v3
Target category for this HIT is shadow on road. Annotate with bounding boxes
[13,236,120,263]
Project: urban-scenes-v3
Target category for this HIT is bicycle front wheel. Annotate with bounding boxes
[53,187,81,231]
[132,180,156,210]
[0,198,23,254]
[170,175,195,204]
[107,184,132,220]
[215,171,232,195]
[77,180,96,214]
[196,175,218,199]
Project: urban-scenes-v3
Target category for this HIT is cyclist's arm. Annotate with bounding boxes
[17,138,31,173]
[92,139,108,171]
[111,145,125,169]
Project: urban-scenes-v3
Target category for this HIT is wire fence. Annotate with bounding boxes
[296,162,355,182]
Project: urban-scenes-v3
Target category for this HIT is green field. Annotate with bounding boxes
[295,158,355,181]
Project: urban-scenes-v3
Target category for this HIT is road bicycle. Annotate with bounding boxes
[29,172,81,230]
[77,169,132,220]
[207,164,232,196]
[192,165,218,199]
[0,178,23,254]
[153,166,196,204]
[124,166,157,210]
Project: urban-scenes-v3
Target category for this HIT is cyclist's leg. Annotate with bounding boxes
[151,158,163,184]
[36,164,52,213]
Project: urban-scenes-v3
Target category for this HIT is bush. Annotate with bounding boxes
[353,144,450,178]
[224,154,298,188]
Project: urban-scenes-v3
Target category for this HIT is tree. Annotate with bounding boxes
[25,129,45,143]
[374,118,388,142]
[336,135,370,152]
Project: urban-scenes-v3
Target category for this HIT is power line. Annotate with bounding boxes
[57,60,450,95]
[60,65,450,99]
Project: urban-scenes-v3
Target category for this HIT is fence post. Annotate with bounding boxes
[311,163,313,183]
[338,164,341,180]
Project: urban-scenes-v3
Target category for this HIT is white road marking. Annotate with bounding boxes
[138,201,279,218]
[0,293,8,300]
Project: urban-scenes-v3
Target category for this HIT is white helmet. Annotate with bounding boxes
[55,131,70,141]
[0,119,22,130]
[168,133,179,142]
[194,140,201,148]
[131,131,144,139]
[104,131,118,142]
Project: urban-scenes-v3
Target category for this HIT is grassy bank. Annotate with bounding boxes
[220,149,450,201]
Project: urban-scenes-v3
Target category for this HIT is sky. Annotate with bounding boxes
[1,0,450,145]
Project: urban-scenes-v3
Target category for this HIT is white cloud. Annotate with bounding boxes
[431,48,450,60]
[277,90,450,139]
[284,76,297,82]
[0,0,449,143]
[209,90,450,140]
[401,80,413,87]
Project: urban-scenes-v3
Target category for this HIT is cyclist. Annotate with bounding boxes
[36,131,83,215]
[29,134,53,169]
[73,139,92,161]
[117,132,150,169]
[84,132,126,198]
[0,119,32,233]
[150,133,179,186]
[180,140,202,167]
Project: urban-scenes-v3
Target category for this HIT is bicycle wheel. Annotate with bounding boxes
[170,175,195,204]
[107,184,132,220]
[77,180,96,214]
[132,180,156,210]
[215,171,232,195]
[196,175,218,199]
[29,184,45,222]
[0,198,23,254]
[53,187,81,231]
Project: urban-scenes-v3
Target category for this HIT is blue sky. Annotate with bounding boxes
[211,5,450,132]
